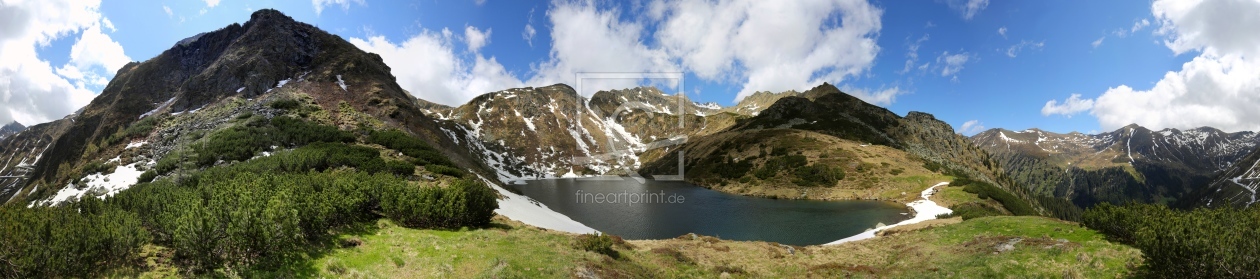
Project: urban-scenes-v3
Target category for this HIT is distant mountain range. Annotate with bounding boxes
[971,125,1259,208]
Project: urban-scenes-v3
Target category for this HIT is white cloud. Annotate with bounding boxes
[0,0,128,125]
[312,0,365,15]
[522,8,537,47]
[350,28,522,106]
[936,51,971,78]
[841,85,904,107]
[1131,18,1150,33]
[1091,36,1105,48]
[360,0,889,106]
[899,34,929,74]
[522,24,536,47]
[1072,0,1260,133]
[652,0,883,102]
[1041,94,1094,117]
[959,120,985,135]
[1005,40,1044,58]
[944,0,989,20]
[527,1,677,96]
[204,0,220,8]
[997,26,1007,38]
[464,25,491,52]
[474,0,487,6]
[1153,0,1260,58]
[163,5,173,18]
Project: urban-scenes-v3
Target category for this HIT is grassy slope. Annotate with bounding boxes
[292,216,1139,278]
[647,128,952,203]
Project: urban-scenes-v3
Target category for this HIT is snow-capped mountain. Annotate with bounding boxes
[0,122,24,140]
[432,84,736,183]
[971,125,1260,207]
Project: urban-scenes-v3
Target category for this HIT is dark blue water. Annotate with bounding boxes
[509,178,911,246]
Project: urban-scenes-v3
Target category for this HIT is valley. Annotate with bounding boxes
[0,6,1256,278]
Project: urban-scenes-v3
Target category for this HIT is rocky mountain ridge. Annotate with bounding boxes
[0,122,24,140]
[0,9,487,204]
[970,125,1260,207]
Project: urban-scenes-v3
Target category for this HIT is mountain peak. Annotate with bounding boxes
[247,8,296,26]
[0,121,23,130]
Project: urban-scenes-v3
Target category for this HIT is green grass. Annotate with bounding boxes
[307,219,718,278]
[900,216,1142,278]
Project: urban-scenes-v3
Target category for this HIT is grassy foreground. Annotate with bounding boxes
[207,215,1136,278]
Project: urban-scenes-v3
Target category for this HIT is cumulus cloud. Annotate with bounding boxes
[997,26,1006,38]
[361,0,888,106]
[312,0,364,15]
[1091,36,1105,48]
[0,0,130,125]
[464,25,490,52]
[1005,40,1044,58]
[350,27,523,106]
[1041,94,1094,117]
[652,0,883,102]
[1066,0,1260,133]
[959,120,985,135]
[163,5,173,17]
[204,0,220,8]
[944,0,989,20]
[527,1,677,96]
[841,85,904,107]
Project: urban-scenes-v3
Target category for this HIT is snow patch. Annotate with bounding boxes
[336,75,347,91]
[138,97,177,119]
[125,141,147,149]
[477,174,598,234]
[37,161,148,207]
[826,182,953,245]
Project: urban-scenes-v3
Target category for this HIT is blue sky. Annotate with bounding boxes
[5,0,1258,135]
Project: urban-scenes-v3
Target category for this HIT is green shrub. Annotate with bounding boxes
[953,178,1037,216]
[714,157,753,180]
[368,129,456,168]
[574,233,617,258]
[937,203,1004,220]
[425,164,465,178]
[138,170,157,183]
[1083,203,1260,278]
[380,179,498,229]
[790,164,845,187]
[268,99,301,110]
[190,116,354,167]
[0,199,149,278]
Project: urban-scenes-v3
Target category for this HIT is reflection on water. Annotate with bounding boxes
[510,178,910,246]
